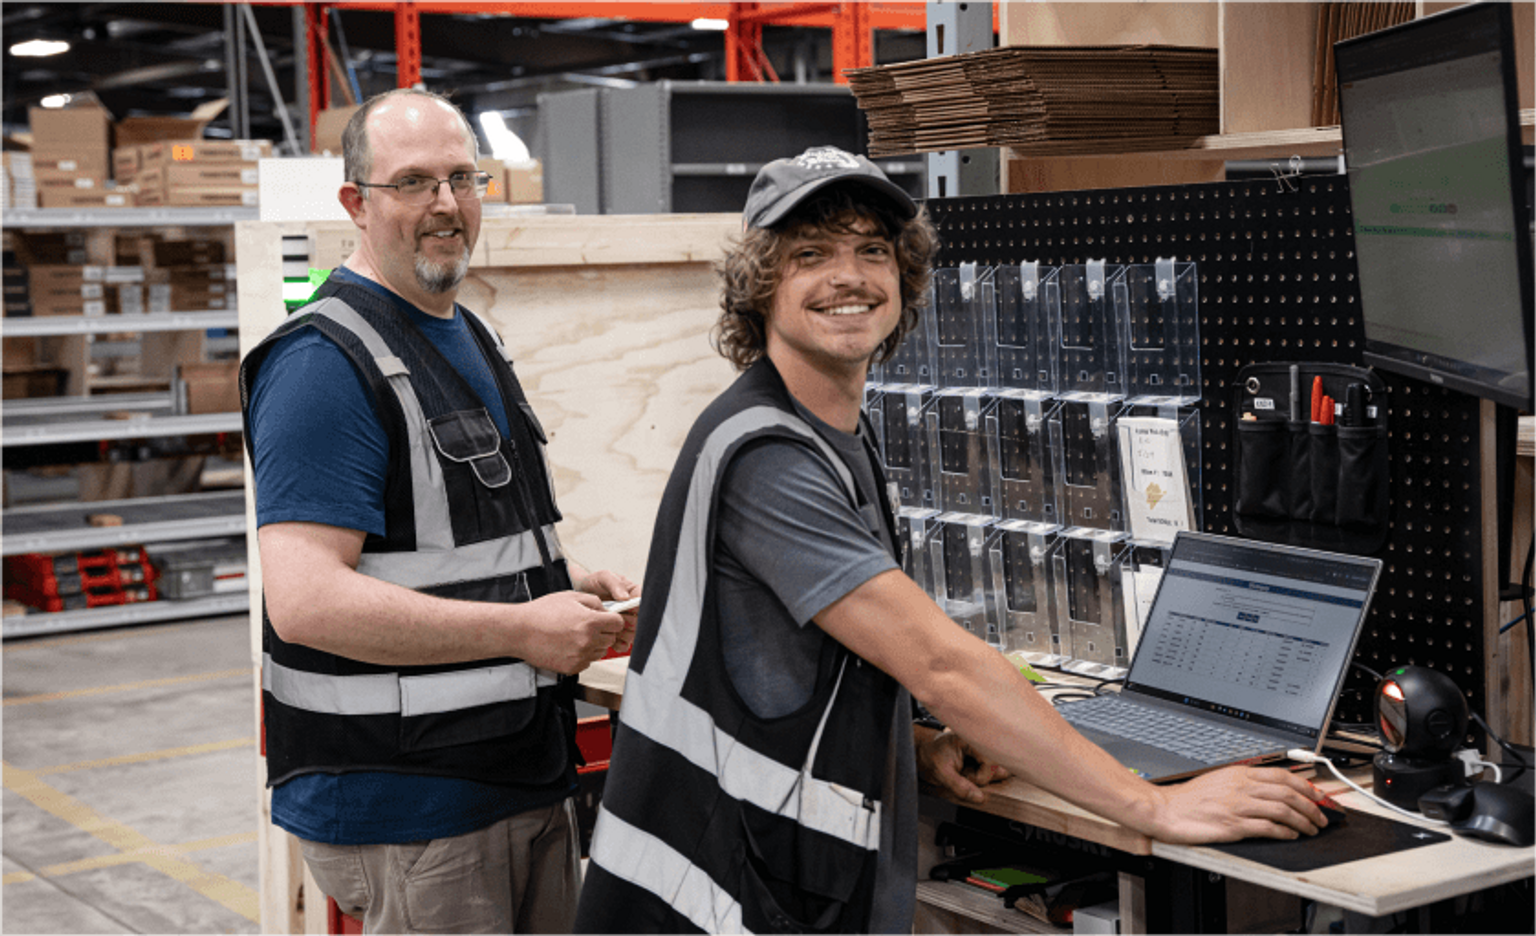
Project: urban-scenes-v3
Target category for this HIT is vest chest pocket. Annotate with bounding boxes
[428,409,511,488]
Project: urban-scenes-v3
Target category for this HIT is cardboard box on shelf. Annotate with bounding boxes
[38,188,131,209]
[3,336,38,368]
[112,98,229,149]
[112,146,141,181]
[149,238,226,268]
[29,102,112,171]
[312,105,362,156]
[178,360,240,413]
[157,187,258,208]
[16,232,88,265]
[138,138,272,169]
[505,161,543,204]
[33,169,102,191]
[2,367,68,399]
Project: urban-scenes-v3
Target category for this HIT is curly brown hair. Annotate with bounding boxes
[713,185,937,372]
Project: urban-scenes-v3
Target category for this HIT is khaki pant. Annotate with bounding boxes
[300,799,581,934]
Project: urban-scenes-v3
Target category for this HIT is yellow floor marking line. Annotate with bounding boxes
[3,667,253,707]
[2,762,260,923]
[34,737,256,776]
[5,832,259,885]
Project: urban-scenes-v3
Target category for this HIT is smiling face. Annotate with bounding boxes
[764,213,902,382]
[342,95,480,315]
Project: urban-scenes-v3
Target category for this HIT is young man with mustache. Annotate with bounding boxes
[575,147,1333,934]
[241,88,637,934]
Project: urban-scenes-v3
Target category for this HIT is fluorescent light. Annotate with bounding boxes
[691,18,729,31]
[39,93,73,109]
[477,111,531,164]
[11,39,70,57]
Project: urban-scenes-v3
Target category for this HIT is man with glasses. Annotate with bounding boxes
[240,88,637,934]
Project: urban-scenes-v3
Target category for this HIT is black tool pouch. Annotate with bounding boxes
[1232,362,1389,555]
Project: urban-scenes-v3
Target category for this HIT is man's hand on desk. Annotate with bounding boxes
[1145,766,1331,844]
[917,728,1010,805]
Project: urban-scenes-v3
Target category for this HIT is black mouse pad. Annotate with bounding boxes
[1209,808,1451,872]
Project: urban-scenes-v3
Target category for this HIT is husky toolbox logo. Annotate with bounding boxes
[795,147,860,172]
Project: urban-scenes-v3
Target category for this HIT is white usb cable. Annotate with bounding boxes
[1286,749,1451,826]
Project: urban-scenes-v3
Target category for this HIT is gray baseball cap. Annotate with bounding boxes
[744,146,917,229]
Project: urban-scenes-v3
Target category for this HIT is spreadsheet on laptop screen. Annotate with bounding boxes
[1125,538,1377,739]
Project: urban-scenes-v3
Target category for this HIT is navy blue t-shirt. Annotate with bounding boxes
[250,268,573,845]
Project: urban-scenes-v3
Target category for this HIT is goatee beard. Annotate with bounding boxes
[415,250,469,294]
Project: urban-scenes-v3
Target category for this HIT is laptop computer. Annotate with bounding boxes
[1055,531,1382,782]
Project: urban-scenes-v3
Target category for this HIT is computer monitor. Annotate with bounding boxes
[1335,2,1533,412]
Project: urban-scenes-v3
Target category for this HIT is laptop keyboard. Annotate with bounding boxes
[1057,695,1276,766]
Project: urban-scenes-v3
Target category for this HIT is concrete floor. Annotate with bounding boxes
[2,614,260,934]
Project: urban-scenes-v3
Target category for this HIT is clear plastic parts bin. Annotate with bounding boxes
[987,519,1064,668]
[1119,258,1200,406]
[931,387,996,515]
[931,263,998,389]
[989,391,1060,525]
[868,385,937,511]
[1053,527,1132,678]
[993,261,1060,395]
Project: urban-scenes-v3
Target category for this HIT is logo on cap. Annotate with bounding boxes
[795,146,861,172]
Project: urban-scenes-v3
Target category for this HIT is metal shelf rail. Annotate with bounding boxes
[1,412,244,447]
[2,311,241,337]
[1,490,248,556]
[0,206,260,229]
[3,592,250,640]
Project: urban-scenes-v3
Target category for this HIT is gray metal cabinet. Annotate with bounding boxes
[540,81,923,215]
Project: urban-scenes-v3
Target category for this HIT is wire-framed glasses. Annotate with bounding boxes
[354,171,492,202]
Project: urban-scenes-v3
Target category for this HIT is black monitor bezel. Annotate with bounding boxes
[1335,2,1534,413]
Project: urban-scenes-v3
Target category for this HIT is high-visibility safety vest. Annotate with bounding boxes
[239,276,578,788]
[576,359,905,934]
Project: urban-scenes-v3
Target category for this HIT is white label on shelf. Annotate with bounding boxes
[240,145,262,161]
[240,190,259,206]
[73,177,95,189]
[240,168,259,185]
[104,193,127,207]
[104,266,145,283]
[83,300,106,317]
[81,266,104,281]
[81,283,104,299]
[58,159,78,171]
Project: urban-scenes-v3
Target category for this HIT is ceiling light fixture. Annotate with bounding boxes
[11,38,71,57]
[39,93,73,109]
[691,18,729,31]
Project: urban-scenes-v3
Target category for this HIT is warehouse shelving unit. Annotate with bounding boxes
[541,81,925,214]
[3,205,250,638]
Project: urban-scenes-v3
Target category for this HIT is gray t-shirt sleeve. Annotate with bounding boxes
[718,437,898,626]
[714,436,898,721]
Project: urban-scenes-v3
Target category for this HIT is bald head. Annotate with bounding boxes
[342,89,478,192]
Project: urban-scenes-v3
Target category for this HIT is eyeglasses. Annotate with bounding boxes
[354,171,492,202]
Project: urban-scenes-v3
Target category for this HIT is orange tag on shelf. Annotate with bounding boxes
[172,144,195,161]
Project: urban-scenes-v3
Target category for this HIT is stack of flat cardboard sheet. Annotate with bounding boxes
[1313,3,1415,127]
[847,45,1218,158]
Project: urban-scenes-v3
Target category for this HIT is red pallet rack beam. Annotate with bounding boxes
[268,2,927,31]
[303,3,331,148]
[395,3,422,88]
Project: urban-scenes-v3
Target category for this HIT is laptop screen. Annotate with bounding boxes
[1123,534,1381,742]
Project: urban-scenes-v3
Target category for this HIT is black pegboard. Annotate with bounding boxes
[929,178,1489,732]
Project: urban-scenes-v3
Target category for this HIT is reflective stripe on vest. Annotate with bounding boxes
[644,406,857,695]
[621,665,881,848]
[263,652,560,716]
[354,522,563,589]
[303,299,561,583]
[604,404,879,863]
[587,809,744,934]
